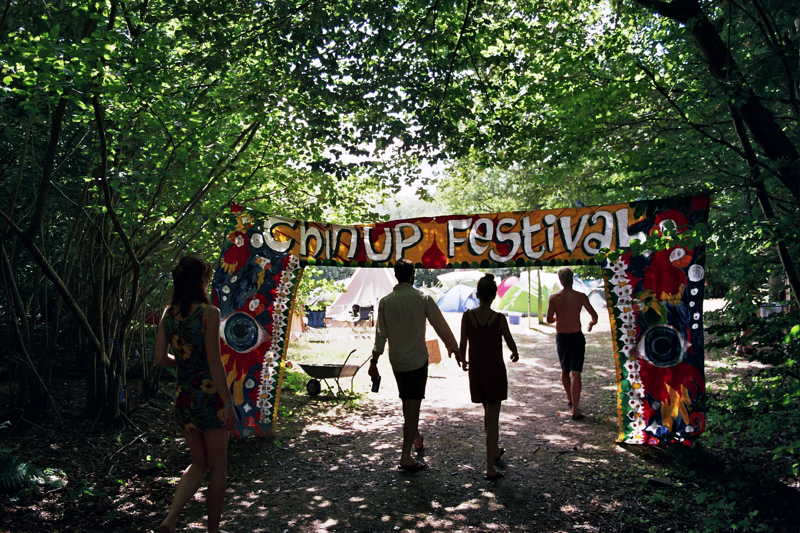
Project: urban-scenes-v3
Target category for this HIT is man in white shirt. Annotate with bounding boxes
[369,259,461,472]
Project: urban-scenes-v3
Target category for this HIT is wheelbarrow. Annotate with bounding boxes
[299,349,371,397]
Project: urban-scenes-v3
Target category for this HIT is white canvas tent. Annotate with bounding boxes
[437,270,485,289]
[326,268,397,319]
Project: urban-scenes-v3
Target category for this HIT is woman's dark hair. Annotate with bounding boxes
[171,255,213,317]
[476,273,498,304]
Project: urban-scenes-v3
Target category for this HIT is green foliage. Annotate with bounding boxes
[66,480,107,500]
[295,266,345,311]
[279,368,309,395]
[0,447,41,492]
[705,358,800,477]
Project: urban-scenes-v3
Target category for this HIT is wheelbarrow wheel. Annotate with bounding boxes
[306,379,322,397]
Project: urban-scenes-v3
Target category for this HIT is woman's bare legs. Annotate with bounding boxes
[483,402,502,477]
[203,428,229,533]
[159,428,229,533]
[159,429,209,533]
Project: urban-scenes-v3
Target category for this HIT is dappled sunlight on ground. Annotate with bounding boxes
[179,298,795,532]
[211,306,639,531]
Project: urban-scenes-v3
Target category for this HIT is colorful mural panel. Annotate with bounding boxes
[602,196,709,444]
[213,195,710,444]
[212,205,303,437]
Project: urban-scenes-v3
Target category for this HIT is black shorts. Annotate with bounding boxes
[556,332,586,373]
[393,363,428,400]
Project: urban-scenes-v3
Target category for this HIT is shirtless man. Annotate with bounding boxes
[546,267,598,420]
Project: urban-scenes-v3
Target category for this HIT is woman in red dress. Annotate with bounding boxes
[459,274,519,481]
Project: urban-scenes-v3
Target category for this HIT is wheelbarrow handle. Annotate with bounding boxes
[357,353,373,370]
[341,349,357,368]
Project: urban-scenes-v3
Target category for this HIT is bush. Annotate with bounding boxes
[0,446,41,492]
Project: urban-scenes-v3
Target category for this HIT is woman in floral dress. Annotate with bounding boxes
[154,255,235,533]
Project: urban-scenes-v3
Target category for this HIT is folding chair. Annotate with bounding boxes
[304,307,329,342]
[349,305,374,335]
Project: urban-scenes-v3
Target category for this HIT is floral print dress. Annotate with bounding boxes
[164,304,225,432]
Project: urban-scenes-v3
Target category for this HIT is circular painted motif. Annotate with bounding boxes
[224,313,261,352]
[639,325,684,367]
[688,264,705,282]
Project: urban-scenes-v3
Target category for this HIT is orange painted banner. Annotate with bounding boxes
[214,195,711,446]
[255,203,645,268]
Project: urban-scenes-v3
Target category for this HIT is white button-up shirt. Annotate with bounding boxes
[372,283,459,372]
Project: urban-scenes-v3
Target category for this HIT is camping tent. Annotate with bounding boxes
[495,270,561,315]
[573,277,607,310]
[326,268,397,319]
[497,276,519,298]
[419,286,445,302]
[437,270,485,289]
[437,284,479,312]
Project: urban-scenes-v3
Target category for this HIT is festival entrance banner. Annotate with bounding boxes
[212,195,710,445]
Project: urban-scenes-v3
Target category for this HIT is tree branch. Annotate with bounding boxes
[0,208,107,362]
[25,97,68,243]
[432,0,473,118]
[632,0,800,201]
[92,95,141,336]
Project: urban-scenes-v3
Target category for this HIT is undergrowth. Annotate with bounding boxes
[644,357,799,532]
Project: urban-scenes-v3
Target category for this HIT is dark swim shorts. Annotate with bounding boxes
[393,363,428,400]
[556,332,586,373]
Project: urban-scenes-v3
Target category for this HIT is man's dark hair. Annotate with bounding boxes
[394,259,414,283]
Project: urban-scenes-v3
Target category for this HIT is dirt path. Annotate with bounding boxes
[198,311,668,533]
[4,301,797,532]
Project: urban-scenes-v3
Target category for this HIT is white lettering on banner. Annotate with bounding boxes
[615,209,645,248]
[490,218,521,263]
[469,218,494,255]
[443,207,639,261]
[583,211,613,255]
[543,214,557,253]
[331,226,359,260]
[559,215,589,253]
[264,206,642,262]
[263,217,296,253]
[300,225,324,258]
[447,218,471,257]
[363,227,392,261]
[325,229,332,260]
[394,223,423,260]
[521,218,545,259]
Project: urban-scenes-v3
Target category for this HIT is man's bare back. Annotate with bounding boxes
[546,287,598,334]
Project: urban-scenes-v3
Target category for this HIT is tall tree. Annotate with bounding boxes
[0,0,487,420]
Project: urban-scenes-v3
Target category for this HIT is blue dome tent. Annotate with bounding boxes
[437,284,479,312]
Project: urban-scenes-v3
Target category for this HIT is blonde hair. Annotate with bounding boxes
[557,267,574,287]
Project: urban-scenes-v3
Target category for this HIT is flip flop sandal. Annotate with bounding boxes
[398,462,428,473]
[484,472,504,481]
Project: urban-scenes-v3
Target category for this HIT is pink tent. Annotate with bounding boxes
[497,276,519,298]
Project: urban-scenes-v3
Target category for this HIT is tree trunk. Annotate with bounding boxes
[727,102,800,308]
[633,0,800,202]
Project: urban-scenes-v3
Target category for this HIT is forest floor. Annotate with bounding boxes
[1,301,798,532]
